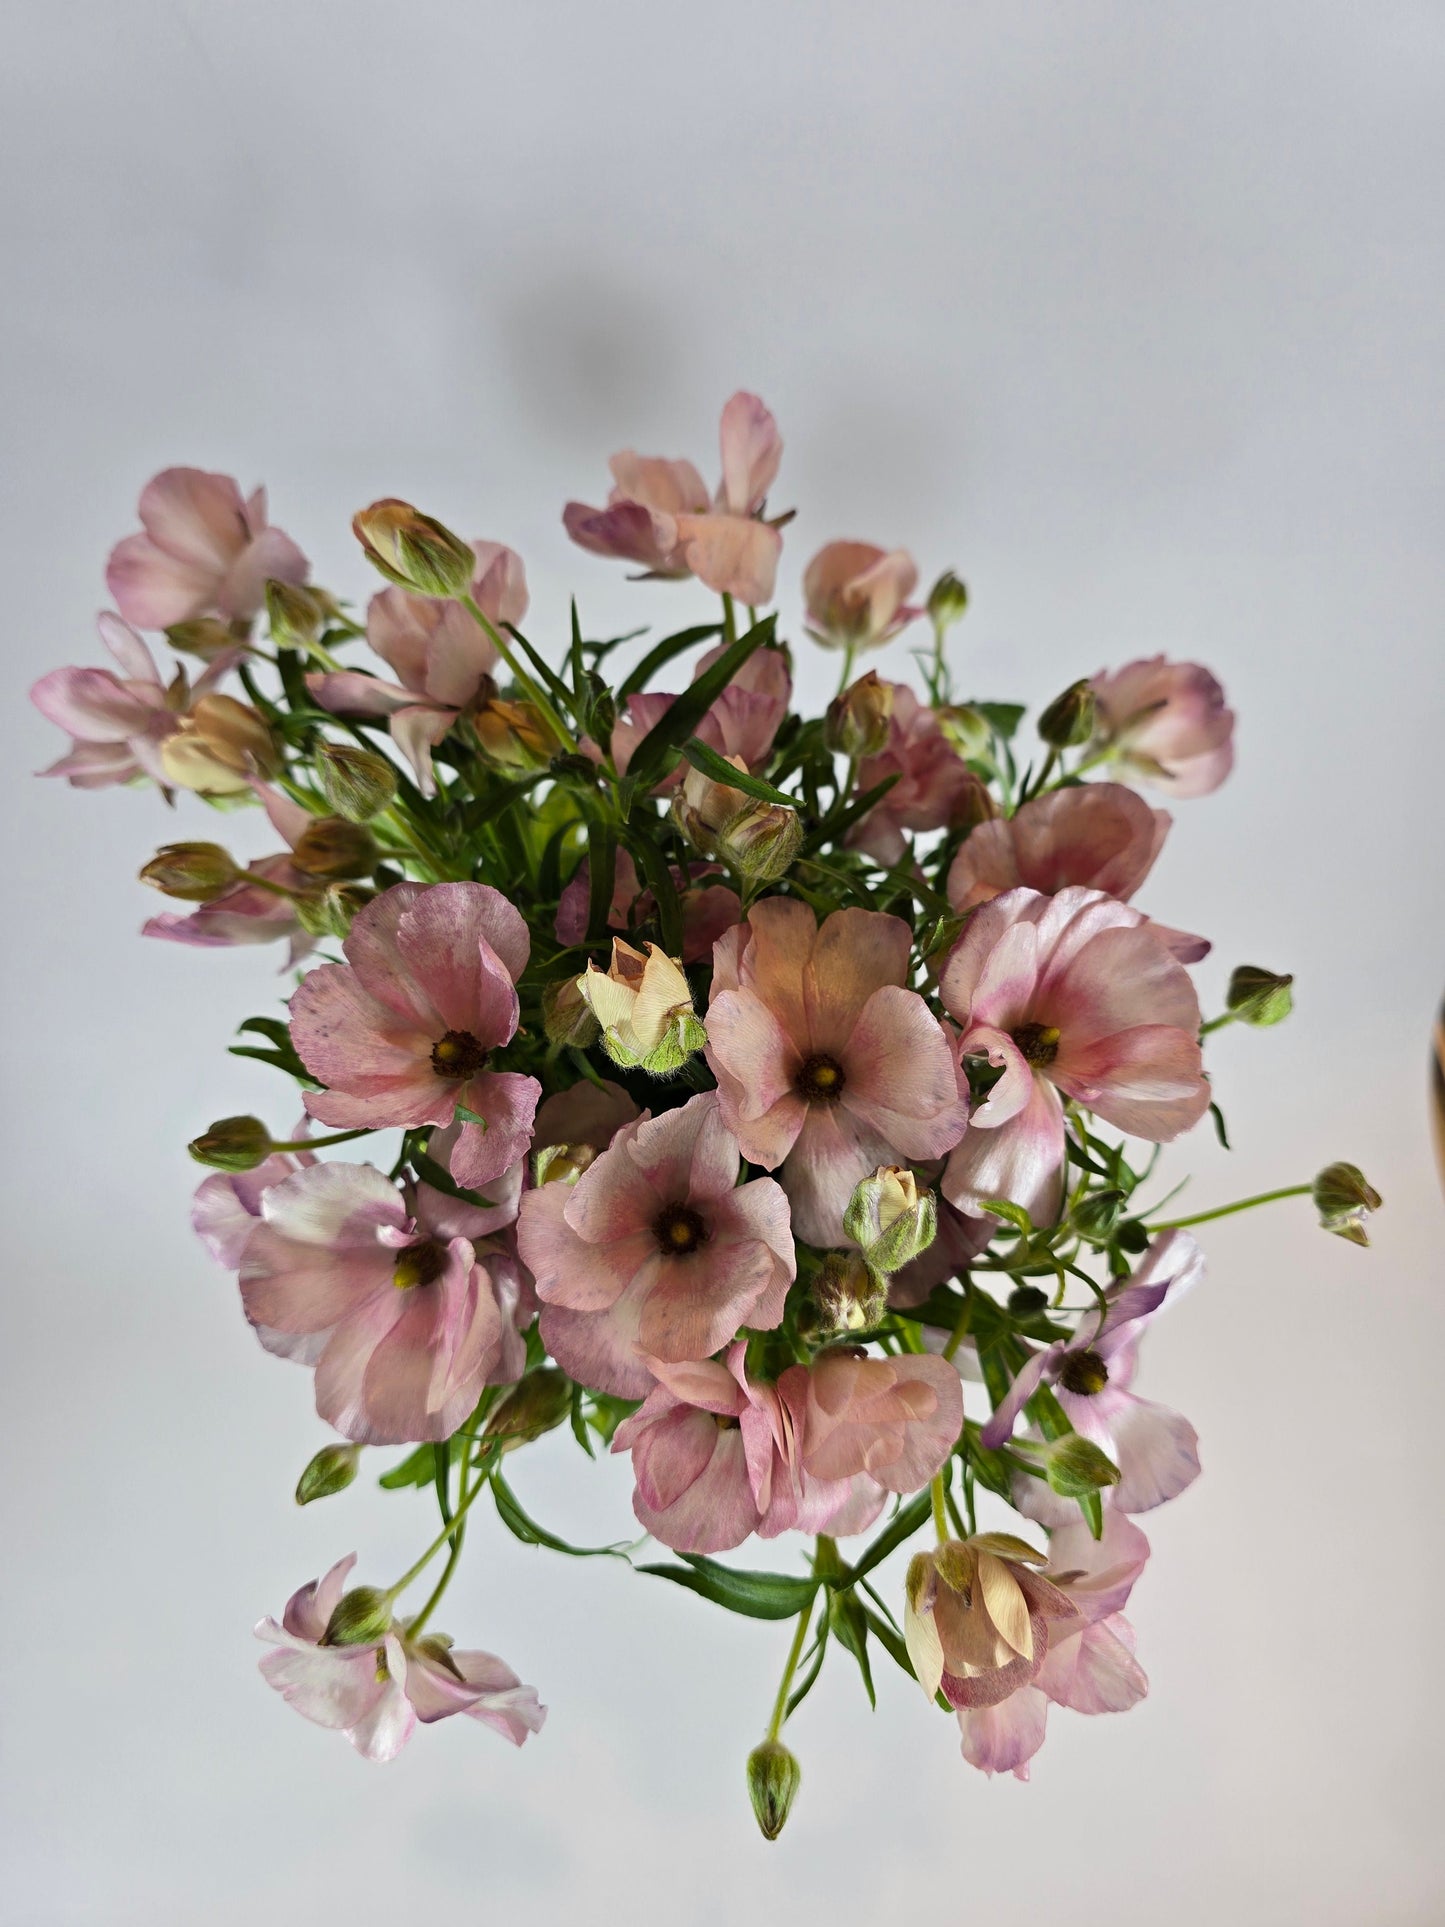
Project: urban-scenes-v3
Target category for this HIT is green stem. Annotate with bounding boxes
[387,1463,494,1600]
[268,1126,374,1152]
[1199,1011,1237,1037]
[930,1472,949,1545]
[1148,1183,1311,1232]
[941,1289,972,1363]
[835,639,857,698]
[766,1596,816,1742]
[721,592,738,647]
[459,593,576,752]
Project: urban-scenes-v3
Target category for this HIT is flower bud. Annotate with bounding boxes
[295,1442,361,1506]
[317,743,398,823]
[483,1368,572,1449]
[265,579,334,653]
[577,939,705,1076]
[843,1166,937,1274]
[1040,1431,1120,1499]
[926,570,969,631]
[1072,1187,1126,1243]
[541,974,601,1048]
[160,694,280,793]
[936,704,993,760]
[533,1142,599,1187]
[140,841,239,902]
[672,758,802,883]
[1225,964,1294,1028]
[746,1739,801,1842]
[471,696,562,770]
[188,1115,272,1172]
[1037,679,1097,749]
[824,671,894,759]
[1006,1284,1050,1319]
[353,498,477,599]
[289,817,380,882]
[809,1251,887,1333]
[292,882,372,939]
[1313,1162,1382,1247]
[165,617,239,660]
[321,1584,394,1647]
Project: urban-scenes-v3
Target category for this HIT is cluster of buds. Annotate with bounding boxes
[575,938,706,1074]
[671,755,802,882]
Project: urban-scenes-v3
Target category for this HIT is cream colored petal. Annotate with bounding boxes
[978,1553,1033,1660]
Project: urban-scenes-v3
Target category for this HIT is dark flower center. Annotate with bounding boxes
[795,1053,846,1103]
[653,1201,709,1257]
[1059,1348,1109,1397]
[714,1413,740,1431]
[431,1028,486,1080]
[393,1240,449,1291]
[1011,1022,1061,1068]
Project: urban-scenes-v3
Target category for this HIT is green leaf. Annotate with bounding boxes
[828,1588,876,1709]
[489,1471,629,1559]
[502,623,574,708]
[616,622,724,703]
[568,1382,596,1460]
[379,1443,438,1490]
[618,822,683,957]
[800,772,900,854]
[458,770,550,834]
[862,1607,917,1683]
[980,1197,1034,1233]
[625,615,776,790]
[974,701,1026,740]
[638,1554,817,1620]
[582,805,617,944]
[844,1488,932,1586]
[1209,1100,1232,1150]
[679,736,796,806]
[410,1148,498,1211]
[785,1621,830,1719]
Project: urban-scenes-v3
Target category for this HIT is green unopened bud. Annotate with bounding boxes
[1073,1188,1126,1243]
[289,817,380,881]
[746,1739,801,1842]
[843,1166,937,1273]
[1006,1284,1050,1319]
[541,975,601,1048]
[265,579,333,652]
[824,671,894,758]
[483,1368,572,1449]
[926,570,969,631]
[1037,679,1097,749]
[809,1251,887,1333]
[353,498,477,599]
[1040,1432,1120,1499]
[317,743,399,823]
[293,883,372,939]
[936,704,994,760]
[1225,964,1294,1028]
[140,841,240,902]
[1313,1162,1382,1247]
[713,801,803,883]
[295,1442,361,1505]
[321,1584,393,1647]
[165,617,239,660]
[188,1115,272,1172]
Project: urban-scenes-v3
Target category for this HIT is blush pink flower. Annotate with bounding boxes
[939,887,1210,1229]
[606,642,792,785]
[31,612,240,789]
[143,785,320,966]
[778,1346,962,1494]
[289,881,538,1189]
[946,783,1209,964]
[846,684,990,867]
[105,467,309,631]
[1091,656,1235,798]
[255,1554,545,1761]
[532,1078,640,1159]
[516,1093,793,1399]
[803,541,920,653]
[554,848,741,964]
[564,392,785,604]
[238,1159,527,1443]
[979,1229,1204,1514]
[706,900,969,1245]
[307,543,527,796]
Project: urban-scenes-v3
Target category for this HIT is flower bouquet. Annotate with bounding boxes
[31,392,1381,1835]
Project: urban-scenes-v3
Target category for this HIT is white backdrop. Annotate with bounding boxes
[3,4,1444,1923]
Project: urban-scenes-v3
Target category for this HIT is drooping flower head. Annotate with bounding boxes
[289,881,538,1189]
[517,1092,794,1398]
[904,1531,1079,1713]
[1090,656,1235,797]
[846,683,992,867]
[706,899,969,1244]
[255,1554,544,1760]
[939,886,1210,1229]
[803,541,920,653]
[105,467,309,631]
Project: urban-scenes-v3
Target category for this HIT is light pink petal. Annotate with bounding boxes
[30,666,158,742]
[95,611,160,682]
[1055,1025,1210,1142]
[1107,1395,1202,1512]
[841,986,967,1155]
[393,884,526,1036]
[538,1297,654,1399]
[1037,1615,1148,1715]
[633,1418,760,1553]
[957,1686,1050,1779]
[447,1072,541,1188]
[306,669,415,718]
[942,1077,1067,1227]
[676,514,782,605]
[717,392,782,515]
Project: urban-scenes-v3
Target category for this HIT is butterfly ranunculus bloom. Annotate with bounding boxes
[289,881,539,1189]
[981,1229,1204,1513]
[606,642,793,785]
[954,1510,1150,1779]
[307,542,527,797]
[938,886,1210,1229]
[564,391,784,605]
[845,683,992,866]
[1090,656,1235,798]
[237,1158,528,1443]
[255,1554,545,1761]
[516,1092,794,1398]
[30,612,244,790]
[706,899,969,1244]
[778,1346,962,1494]
[105,467,309,631]
[802,541,919,653]
[904,1531,1080,1715]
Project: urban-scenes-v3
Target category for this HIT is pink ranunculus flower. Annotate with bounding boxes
[938,887,1210,1231]
[845,683,991,867]
[554,848,741,965]
[1091,656,1235,798]
[955,1510,1150,1779]
[143,784,321,967]
[516,1092,794,1399]
[803,541,920,653]
[105,467,309,631]
[979,1229,1204,1514]
[532,1078,640,1159]
[238,1159,527,1444]
[946,783,1209,964]
[705,899,970,1246]
[564,392,785,605]
[289,881,538,1190]
[307,543,527,797]
[778,1346,963,1495]
[606,641,792,785]
[31,612,241,790]
[255,1554,545,1760]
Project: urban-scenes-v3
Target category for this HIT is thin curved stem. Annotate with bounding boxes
[1148,1184,1310,1232]
[766,1596,816,1742]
